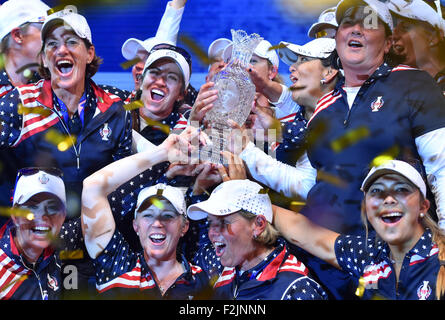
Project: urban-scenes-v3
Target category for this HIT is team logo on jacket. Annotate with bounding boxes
[417,281,431,300]
[370,96,384,112]
[47,274,59,291]
[100,123,111,141]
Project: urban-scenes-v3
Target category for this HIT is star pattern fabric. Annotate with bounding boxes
[335,229,441,300]
[275,106,307,166]
[93,229,210,299]
[211,237,328,300]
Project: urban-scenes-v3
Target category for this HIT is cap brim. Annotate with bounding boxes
[121,38,145,61]
[187,200,239,221]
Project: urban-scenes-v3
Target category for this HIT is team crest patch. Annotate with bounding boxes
[417,281,431,300]
[38,173,49,184]
[100,123,111,141]
[47,274,59,291]
[370,96,384,112]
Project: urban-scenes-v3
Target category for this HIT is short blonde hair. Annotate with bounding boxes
[239,210,279,247]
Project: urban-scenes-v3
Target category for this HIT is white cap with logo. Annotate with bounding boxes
[335,0,394,32]
[142,46,191,88]
[222,39,280,68]
[0,0,50,41]
[387,0,445,34]
[135,183,186,218]
[13,169,66,207]
[41,10,92,45]
[278,38,336,66]
[307,7,338,38]
[360,160,427,198]
[187,179,273,223]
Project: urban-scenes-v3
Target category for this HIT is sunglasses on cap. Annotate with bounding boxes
[11,167,63,202]
[149,43,192,68]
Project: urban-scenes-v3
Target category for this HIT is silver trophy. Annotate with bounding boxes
[200,29,263,163]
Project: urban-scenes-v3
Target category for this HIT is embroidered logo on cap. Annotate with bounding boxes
[38,173,49,184]
[370,96,384,112]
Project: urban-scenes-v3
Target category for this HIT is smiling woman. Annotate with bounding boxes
[81,126,211,299]
[0,167,66,300]
[273,160,445,300]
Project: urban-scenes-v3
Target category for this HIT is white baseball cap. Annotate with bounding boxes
[308,7,338,38]
[387,0,445,34]
[187,179,273,223]
[135,183,186,218]
[121,36,175,61]
[278,38,336,66]
[207,37,232,60]
[222,39,280,68]
[41,10,92,45]
[0,0,50,41]
[13,168,66,207]
[336,0,394,32]
[360,160,427,197]
[142,45,192,88]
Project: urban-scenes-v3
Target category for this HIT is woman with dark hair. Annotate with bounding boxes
[273,160,445,300]
[0,9,133,298]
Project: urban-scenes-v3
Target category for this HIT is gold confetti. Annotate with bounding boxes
[17,104,52,117]
[150,198,164,210]
[355,276,366,298]
[268,43,288,51]
[59,249,84,260]
[123,100,144,111]
[258,187,269,194]
[330,126,370,153]
[0,206,32,219]
[370,145,400,168]
[0,54,5,70]
[289,201,306,212]
[44,129,76,152]
[120,57,141,70]
[0,275,28,293]
[179,34,213,67]
[317,170,347,188]
[139,115,170,135]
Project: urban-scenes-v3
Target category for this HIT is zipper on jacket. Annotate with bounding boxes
[19,255,48,300]
[37,102,81,169]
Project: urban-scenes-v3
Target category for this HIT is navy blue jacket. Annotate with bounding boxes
[305,63,445,235]
[209,239,327,300]
[335,229,442,300]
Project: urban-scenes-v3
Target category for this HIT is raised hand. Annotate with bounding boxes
[189,82,218,126]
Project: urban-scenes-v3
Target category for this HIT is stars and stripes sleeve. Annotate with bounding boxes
[93,230,138,285]
[334,234,369,277]
[281,277,328,300]
[192,242,223,281]
[0,89,22,148]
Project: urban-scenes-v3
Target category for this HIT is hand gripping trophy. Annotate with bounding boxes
[199,29,263,163]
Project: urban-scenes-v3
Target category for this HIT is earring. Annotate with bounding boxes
[252,234,258,240]
[420,212,425,218]
[320,79,326,85]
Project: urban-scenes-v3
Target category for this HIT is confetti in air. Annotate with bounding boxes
[123,100,144,111]
[120,57,141,70]
[44,129,76,152]
[330,126,370,153]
